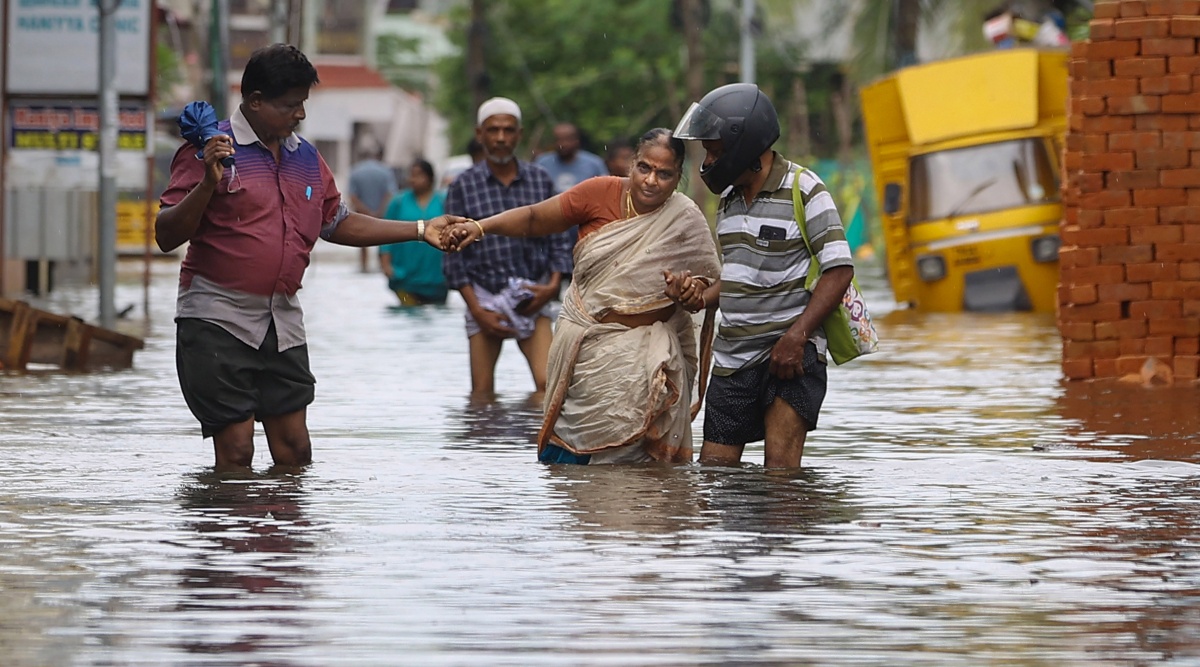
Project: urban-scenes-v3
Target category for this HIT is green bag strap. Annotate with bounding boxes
[791,168,822,289]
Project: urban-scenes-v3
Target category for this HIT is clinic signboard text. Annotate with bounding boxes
[6,0,151,95]
[8,103,148,152]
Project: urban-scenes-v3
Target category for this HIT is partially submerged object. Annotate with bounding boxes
[861,48,1068,312]
[0,298,144,372]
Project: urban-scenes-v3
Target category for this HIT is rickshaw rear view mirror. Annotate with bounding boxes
[883,183,902,216]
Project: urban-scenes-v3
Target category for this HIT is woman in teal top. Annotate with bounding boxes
[380,159,449,305]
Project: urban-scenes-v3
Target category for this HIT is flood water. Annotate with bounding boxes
[3,246,1200,666]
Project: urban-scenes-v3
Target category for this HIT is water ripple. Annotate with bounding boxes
[2,251,1199,665]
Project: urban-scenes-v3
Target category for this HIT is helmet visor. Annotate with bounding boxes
[673,102,724,141]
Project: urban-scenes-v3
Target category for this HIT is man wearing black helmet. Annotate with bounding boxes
[673,83,856,469]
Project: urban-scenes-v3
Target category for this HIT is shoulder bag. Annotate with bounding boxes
[792,169,879,365]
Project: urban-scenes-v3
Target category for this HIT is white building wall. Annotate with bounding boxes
[301,87,448,186]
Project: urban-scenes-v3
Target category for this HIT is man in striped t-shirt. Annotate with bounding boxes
[673,83,855,468]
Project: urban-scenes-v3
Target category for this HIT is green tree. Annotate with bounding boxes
[435,0,1030,165]
[434,0,743,158]
[842,0,1093,82]
[155,43,184,112]
[377,33,431,94]
[843,0,994,80]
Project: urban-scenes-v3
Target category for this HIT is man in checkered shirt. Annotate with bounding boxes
[443,97,573,402]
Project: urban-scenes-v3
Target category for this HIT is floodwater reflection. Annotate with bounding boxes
[696,467,857,537]
[2,251,1200,665]
[1051,457,1200,664]
[547,465,711,536]
[172,470,320,662]
[442,395,543,455]
[1055,380,1200,461]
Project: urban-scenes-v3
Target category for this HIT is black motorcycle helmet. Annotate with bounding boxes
[673,83,780,194]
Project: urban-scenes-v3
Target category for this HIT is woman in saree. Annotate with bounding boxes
[443,128,721,464]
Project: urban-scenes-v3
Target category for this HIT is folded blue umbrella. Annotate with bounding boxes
[178,101,234,167]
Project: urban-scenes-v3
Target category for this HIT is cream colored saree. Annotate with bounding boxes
[537,192,722,464]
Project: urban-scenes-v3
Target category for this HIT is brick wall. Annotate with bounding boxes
[1060,0,1200,383]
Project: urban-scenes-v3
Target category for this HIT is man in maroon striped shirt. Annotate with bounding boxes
[157,44,455,471]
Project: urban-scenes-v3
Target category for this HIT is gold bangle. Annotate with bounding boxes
[471,219,485,237]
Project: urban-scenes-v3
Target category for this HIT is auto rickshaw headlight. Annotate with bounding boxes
[1031,234,1061,263]
[916,254,946,282]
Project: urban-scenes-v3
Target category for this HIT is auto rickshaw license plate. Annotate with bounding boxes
[952,245,984,267]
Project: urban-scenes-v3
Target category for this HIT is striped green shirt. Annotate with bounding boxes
[713,153,853,375]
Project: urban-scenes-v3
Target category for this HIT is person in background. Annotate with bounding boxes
[467,137,485,165]
[535,123,608,287]
[534,122,609,195]
[379,159,448,306]
[604,138,635,177]
[673,82,857,470]
[155,44,455,471]
[442,97,572,403]
[442,129,721,464]
[347,144,397,271]
[439,138,487,190]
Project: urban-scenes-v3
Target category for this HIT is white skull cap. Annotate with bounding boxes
[476,97,522,127]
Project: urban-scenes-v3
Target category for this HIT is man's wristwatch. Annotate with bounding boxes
[416,219,426,241]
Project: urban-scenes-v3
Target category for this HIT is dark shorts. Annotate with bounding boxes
[702,342,827,446]
[176,318,315,438]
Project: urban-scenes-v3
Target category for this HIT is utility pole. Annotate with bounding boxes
[210,0,230,117]
[270,0,288,45]
[0,0,9,295]
[142,2,159,328]
[98,0,122,329]
[466,0,489,113]
[739,0,755,84]
[680,0,708,206]
[890,0,920,70]
[788,64,811,159]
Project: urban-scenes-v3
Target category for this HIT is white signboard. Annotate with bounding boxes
[6,0,151,95]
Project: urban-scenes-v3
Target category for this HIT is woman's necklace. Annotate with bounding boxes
[625,185,638,219]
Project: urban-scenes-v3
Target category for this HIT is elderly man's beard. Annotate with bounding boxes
[486,152,515,165]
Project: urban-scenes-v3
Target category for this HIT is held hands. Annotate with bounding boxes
[663,270,706,313]
[200,135,234,186]
[439,218,484,252]
[423,215,469,249]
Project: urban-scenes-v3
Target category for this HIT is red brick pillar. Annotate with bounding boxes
[1060,0,1200,383]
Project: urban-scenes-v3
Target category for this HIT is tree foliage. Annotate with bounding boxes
[433,0,868,160]
[841,0,1093,83]
[156,42,185,112]
[378,33,431,93]
[434,0,735,157]
[432,0,1091,161]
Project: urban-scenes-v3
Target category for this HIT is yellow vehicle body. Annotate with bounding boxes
[861,49,1067,312]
